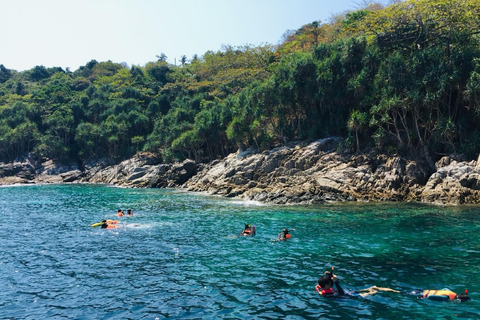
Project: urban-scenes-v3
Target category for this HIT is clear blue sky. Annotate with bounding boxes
[0,0,388,72]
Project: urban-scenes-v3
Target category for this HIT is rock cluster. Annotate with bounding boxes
[0,154,81,184]
[2,139,480,205]
[183,138,431,204]
[79,153,197,188]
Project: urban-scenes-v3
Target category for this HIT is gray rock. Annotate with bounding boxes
[4,141,480,205]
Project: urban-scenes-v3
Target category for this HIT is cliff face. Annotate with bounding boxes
[2,138,480,205]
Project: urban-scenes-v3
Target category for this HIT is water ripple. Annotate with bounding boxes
[1,185,480,319]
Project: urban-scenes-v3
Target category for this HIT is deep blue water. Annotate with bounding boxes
[1,184,480,319]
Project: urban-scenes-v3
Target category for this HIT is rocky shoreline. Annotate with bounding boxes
[2,138,480,205]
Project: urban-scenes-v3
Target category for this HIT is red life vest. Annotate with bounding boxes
[315,285,334,296]
[321,287,335,295]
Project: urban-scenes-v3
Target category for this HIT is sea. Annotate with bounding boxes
[0,184,479,319]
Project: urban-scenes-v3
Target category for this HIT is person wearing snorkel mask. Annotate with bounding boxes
[316,270,470,302]
[409,288,471,302]
[316,271,345,296]
[316,271,403,298]
[278,228,294,240]
[101,219,108,229]
[241,223,254,236]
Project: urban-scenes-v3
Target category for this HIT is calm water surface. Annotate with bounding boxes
[1,184,479,319]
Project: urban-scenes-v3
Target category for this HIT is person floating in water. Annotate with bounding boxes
[127,209,134,216]
[100,219,121,229]
[315,269,470,302]
[117,209,124,217]
[316,270,346,296]
[278,228,294,240]
[101,219,108,229]
[241,223,255,236]
[409,288,470,302]
[316,269,400,297]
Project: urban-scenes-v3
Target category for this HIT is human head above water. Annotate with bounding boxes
[318,271,334,289]
[458,290,471,302]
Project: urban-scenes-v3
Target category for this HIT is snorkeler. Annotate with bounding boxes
[315,270,470,302]
[316,269,400,298]
[408,289,471,302]
[316,271,402,298]
[316,270,346,296]
[278,228,295,240]
[101,219,108,229]
[241,223,255,236]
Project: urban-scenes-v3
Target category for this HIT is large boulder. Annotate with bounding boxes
[148,160,197,188]
[420,159,480,204]
[0,154,38,184]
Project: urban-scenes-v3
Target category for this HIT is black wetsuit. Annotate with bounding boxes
[324,281,346,297]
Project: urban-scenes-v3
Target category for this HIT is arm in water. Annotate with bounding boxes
[332,274,345,295]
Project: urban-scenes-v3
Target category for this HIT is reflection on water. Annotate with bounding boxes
[0,185,479,319]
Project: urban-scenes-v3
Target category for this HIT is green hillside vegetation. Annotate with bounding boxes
[1,0,480,165]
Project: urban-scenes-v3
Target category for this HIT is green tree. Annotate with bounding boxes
[40,105,75,159]
[131,136,145,152]
[348,110,368,153]
[29,65,50,82]
[180,55,188,66]
[156,53,168,62]
[0,64,12,83]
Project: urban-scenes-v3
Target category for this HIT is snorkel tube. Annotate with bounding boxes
[458,289,471,302]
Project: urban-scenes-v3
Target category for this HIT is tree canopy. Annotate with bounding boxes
[1,0,480,164]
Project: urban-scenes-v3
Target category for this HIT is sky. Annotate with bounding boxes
[0,0,388,72]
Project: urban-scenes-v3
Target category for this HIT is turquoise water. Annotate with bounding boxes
[1,184,480,319]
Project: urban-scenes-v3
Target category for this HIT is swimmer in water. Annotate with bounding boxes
[409,288,470,302]
[315,270,470,302]
[101,219,108,229]
[278,228,295,240]
[316,269,400,298]
[241,223,254,236]
[316,270,346,296]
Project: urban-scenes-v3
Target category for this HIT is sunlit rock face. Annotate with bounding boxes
[3,141,480,205]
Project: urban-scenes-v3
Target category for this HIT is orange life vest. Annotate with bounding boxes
[422,289,457,301]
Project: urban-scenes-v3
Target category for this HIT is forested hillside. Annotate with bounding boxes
[1,0,479,165]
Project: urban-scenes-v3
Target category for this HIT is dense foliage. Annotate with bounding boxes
[1,0,480,165]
